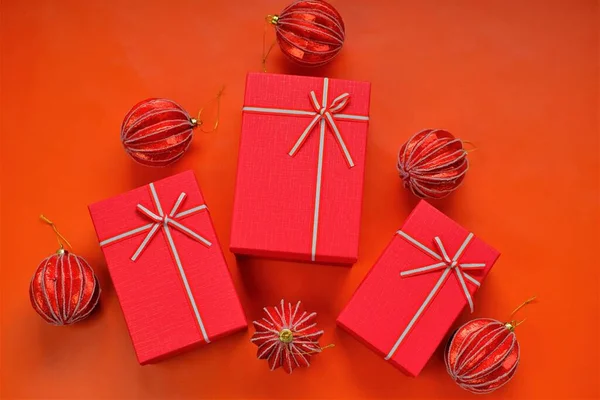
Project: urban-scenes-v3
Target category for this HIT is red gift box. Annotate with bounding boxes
[337,200,500,377]
[88,170,246,364]
[231,73,371,264]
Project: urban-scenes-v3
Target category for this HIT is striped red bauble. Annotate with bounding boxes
[270,0,345,67]
[445,318,520,394]
[121,98,197,167]
[30,250,101,325]
[397,129,469,199]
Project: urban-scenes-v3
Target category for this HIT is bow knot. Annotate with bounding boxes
[288,86,355,168]
[131,191,212,262]
[398,232,486,313]
[309,90,350,117]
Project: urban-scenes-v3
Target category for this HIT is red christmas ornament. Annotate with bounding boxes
[445,297,536,394]
[268,0,345,67]
[30,216,101,325]
[121,98,197,167]
[397,129,469,199]
[251,300,330,374]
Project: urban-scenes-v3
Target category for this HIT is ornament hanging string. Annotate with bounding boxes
[462,140,478,153]
[506,295,537,331]
[278,327,335,355]
[262,15,278,72]
[39,215,72,251]
[297,343,335,355]
[192,86,225,133]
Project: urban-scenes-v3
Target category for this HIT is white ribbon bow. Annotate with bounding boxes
[385,231,486,360]
[288,89,355,167]
[99,182,212,343]
[242,77,369,261]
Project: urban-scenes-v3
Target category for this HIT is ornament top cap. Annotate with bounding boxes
[279,328,293,343]
[266,14,279,25]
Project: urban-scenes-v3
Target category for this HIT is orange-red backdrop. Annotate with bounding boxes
[1,1,598,399]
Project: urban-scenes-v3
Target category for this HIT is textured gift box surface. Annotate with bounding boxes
[231,72,371,264]
[337,200,500,377]
[88,170,246,364]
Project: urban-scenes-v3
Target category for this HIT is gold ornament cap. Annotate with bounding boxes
[279,328,293,343]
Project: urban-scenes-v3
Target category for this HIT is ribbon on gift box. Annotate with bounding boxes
[99,182,213,343]
[242,77,369,262]
[385,231,486,360]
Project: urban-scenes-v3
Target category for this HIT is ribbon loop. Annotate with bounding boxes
[328,93,350,113]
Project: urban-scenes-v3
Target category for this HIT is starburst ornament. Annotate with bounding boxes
[251,300,330,374]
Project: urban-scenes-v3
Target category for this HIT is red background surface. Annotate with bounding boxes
[1,0,598,399]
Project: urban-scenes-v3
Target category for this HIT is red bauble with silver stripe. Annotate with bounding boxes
[29,250,101,325]
[397,129,469,199]
[445,318,520,394]
[121,98,197,167]
[272,0,345,67]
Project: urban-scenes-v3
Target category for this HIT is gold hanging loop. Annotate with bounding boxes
[296,343,335,355]
[505,296,537,331]
[192,86,225,134]
[462,140,478,153]
[40,215,72,253]
[262,15,279,72]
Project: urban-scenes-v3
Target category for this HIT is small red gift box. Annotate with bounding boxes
[88,170,246,364]
[337,200,500,377]
[230,72,371,264]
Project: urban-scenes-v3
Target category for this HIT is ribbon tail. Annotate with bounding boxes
[168,219,212,247]
[462,272,481,287]
[163,224,210,343]
[289,114,321,157]
[455,268,475,312]
[324,112,354,168]
[131,223,161,261]
[400,262,447,277]
[99,223,155,247]
[386,267,452,360]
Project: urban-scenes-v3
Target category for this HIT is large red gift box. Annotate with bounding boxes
[88,170,246,364]
[231,73,370,264]
[337,200,500,376]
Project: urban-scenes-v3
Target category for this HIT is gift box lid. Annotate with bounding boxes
[231,72,371,265]
[337,200,500,376]
[88,170,247,364]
